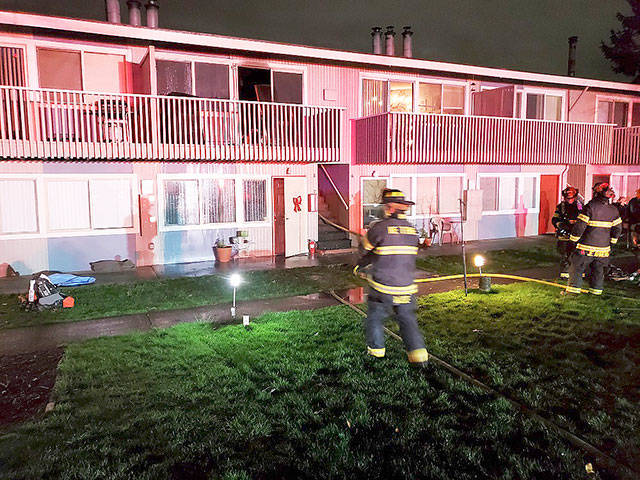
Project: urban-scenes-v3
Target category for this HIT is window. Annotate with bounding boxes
[632,103,640,127]
[479,175,538,212]
[415,177,438,216]
[0,179,38,234]
[195,62,230,99]
[0,46,26,87]
[439,176,463,213]
[37,48,82,90]
[83,52,126,93]
[525,93,563,121]
[417,83,442,114]
[597,100,629,127]
[362,179,387,227]
[362,79,388,116]
[391,175,463,217]
[628,176,640,197]
[201,179,236,224]
[157,60,192,96]
[244,180,267,222]
[273,72,303,104]
[389,81,413,112]
[90,179,133,229]
[443,85,465,115]
[164,180,199,226]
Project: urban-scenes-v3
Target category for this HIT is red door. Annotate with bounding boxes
[273,178,285,255]
[539,175,559,234]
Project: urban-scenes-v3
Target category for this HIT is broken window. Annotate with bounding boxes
[164,180,199,226]
[201,179,236,224]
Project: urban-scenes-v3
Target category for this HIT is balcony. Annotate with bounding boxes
[355,112,614,165]
[611,126,640,165]
[0,86,343,162]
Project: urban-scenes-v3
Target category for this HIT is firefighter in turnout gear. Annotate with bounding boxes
[552,186,583,279]
[566,182,623,295]
[355,189,428,366]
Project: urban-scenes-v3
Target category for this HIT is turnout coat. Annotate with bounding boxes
[569,197,622,257]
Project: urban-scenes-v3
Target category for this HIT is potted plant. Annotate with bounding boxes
[418,227,432,248]
[213,238,233,263]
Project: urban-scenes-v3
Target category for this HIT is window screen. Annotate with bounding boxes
[417,83,441,114]
[201,179,235,224]
[244,180,267,222]
[526,94,544,120]
[439,177,463,214]
[0,179,38,234]
[164,180,199,226]
[415,177,438,215]
[544,96,562,121]
[362,79,388,117]
[47,180,90,230]
[195,63,230,99]
[90,179,133,229]
[480,177,498,211]
[37,48,82,90]
[273,72,303,104]
[156,60,192,96]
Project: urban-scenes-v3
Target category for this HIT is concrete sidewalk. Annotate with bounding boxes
[0,235,557,295]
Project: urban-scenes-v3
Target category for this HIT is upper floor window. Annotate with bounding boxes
[156,59,230,99]
[525,93,563,121]
[362,78,466,117]
[0,46,26,87]
[597,99,640,127]
[37,48,82,90]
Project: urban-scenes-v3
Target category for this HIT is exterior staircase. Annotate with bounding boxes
[317,195,352,251]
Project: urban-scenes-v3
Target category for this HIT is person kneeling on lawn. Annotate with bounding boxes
[354,188,428,367]
[566,182,622,295]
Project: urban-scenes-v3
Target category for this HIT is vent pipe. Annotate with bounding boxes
[384,26,395,56]
[105,0,121,23]
[568,36,578,77]
[371,27,383,54]
[127,0,142,26]
[145,0,159,28]
[401,26,413,58]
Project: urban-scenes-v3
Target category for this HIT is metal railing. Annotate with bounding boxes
[611,126,640,165]
[0,86,344,162]
[355,112,615,165]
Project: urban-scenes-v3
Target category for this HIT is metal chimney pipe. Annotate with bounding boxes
[402,26,413,58]
[568,36,578,77]
[371,27,383,54]
[127,0,142,26]
[105,0,121,23]
[385,26,395,56]
[145,0,159,28]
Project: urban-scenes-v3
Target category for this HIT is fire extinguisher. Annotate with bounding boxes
[308,240,317,257]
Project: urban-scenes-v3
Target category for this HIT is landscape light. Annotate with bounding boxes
[473,255,485,268]
[229,273,242,318]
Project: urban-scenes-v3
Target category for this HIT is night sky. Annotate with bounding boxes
[2,0,632,82]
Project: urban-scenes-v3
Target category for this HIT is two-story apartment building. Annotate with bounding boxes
[0,9,639,274]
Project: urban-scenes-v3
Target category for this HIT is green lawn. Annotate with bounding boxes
[0,265,359,330]
[3,284,640,479]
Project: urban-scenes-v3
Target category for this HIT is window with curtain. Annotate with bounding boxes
[362,79,388,116]
[544,95,563,121]
[243,180,267,222]
[417,83,442,114]
[389,81,413,112]
[362,178,387,227]
[47,180,91,230]
[439,177,463,214]
[37,48,82,90]
[90,179,133,229]
[164,180,199,226]
[480,177,498,211]
[415,177,438,216]
[201,179,235,224]
[0,179,38,234]
[442,85,465,115]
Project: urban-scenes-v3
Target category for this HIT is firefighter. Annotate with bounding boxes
[552,186,583,279]
[566,182,622,295]
[354,188,428,366]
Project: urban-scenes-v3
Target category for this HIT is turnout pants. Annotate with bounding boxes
[556,239,575,278]
[567,252,608,295]
[365,290,428,363]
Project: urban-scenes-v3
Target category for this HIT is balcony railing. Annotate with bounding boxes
[611,126,640,165]
[0,86,343,162]
[355,112,614,165]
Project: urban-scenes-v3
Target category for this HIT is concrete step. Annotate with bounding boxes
[317,238,353,251]
[319,230,349,242]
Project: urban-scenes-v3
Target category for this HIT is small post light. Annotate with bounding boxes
[473,254,485,275]
[473,255,492,292]
[229,273,242,318]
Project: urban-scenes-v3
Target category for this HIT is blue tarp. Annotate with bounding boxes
[48,273,96,287]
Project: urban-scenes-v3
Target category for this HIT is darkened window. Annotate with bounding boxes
[37,48,82,90]
[614,102,629,127]
[243,180,267,222]
[238,67,271,101]
[525,94,544,120]
[273,72,303,104]
[0,46,25,86]
[156,60,191,95]
[632,103,640,127]
[195,62,230,99]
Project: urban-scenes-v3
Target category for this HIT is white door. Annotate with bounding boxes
[284,176,308,256]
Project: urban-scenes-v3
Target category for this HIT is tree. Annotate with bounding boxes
[601,0,640,82]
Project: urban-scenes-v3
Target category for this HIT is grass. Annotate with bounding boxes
[0,265,359,330]
[3,284,640,479]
